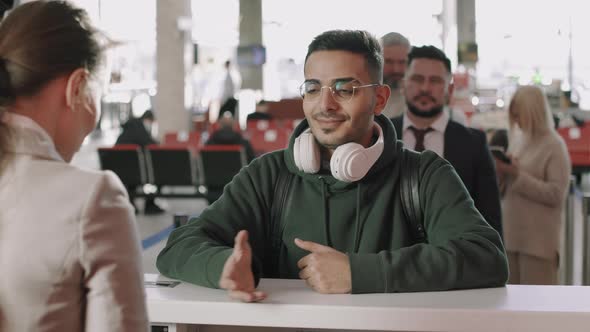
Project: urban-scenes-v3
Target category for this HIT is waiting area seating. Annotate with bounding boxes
[98,145,244,203]
[98,119,298,204]
[558,124,590,168]
[162,131,201,150]
[557,123,590,183]
[146,145,198,188]
[97,144,148,189]
[246,127,290,156]
[198,145,247,203]
[265,98,304,120]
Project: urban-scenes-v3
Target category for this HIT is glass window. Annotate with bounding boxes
[476,0,590,108]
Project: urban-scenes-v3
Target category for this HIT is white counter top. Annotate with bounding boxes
[146,274,590,332]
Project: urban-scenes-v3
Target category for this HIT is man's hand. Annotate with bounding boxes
[219,230,267,302]
[295,238,352,294]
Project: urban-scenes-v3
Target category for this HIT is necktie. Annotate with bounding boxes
[409,126,433,152]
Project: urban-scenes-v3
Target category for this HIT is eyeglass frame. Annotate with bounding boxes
[299,79,380,103]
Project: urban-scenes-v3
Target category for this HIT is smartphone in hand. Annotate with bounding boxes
[490,146,511,164]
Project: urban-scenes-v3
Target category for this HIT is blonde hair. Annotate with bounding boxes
[508,85,555,138]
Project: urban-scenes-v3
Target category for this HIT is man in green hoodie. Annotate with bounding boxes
[157,30,508,302]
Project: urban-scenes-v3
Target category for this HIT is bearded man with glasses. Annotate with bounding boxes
[157,30,508,302]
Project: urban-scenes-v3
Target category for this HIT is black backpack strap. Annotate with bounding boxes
[400,149,426,243]
[266,165,294,277]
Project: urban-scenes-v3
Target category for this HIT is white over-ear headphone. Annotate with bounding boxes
[294,123,384,182]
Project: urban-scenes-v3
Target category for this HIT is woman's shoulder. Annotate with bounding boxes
[543,131,569,154]
[45,161,125,192]
[29,161,130,212]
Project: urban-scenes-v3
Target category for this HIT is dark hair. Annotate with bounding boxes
[141,110,155,121]
[0,0,14,19]
[305,30,383,83]
[407,45,452,74]
[0,1,104,168]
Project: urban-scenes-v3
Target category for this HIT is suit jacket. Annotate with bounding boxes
[0,113,148,332]
[391,115,503,237]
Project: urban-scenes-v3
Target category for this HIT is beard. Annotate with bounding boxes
[405,92,446,118]
[406,101,444,118]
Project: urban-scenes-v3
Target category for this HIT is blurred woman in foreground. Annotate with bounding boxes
[0,1,148,331]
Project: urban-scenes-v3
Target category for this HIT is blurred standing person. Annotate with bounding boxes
[0,1,148,331]
[495,85,571,285]
[380,32,410,118]
[219,60,242,118]
[391,45,503,237]
[193,57,218,115]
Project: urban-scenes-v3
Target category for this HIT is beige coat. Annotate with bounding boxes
[502,131,571,259]
[0,114,148,331]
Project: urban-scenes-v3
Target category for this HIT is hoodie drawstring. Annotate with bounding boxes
[353,183,362,252]
[319,177,332,247]
[320,178,364,253]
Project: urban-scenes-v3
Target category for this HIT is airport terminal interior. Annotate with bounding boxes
[60,0,590,284]
[3,0,590,330]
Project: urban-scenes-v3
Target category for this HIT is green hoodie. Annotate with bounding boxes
[157,115,508,293]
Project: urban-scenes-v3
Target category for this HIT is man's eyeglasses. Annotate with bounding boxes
[299,80,379,103]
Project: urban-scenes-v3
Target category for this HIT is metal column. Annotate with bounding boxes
[582,194,590,285]
[563,177,576,284]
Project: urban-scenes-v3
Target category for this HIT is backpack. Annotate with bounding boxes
[265,149,423,277]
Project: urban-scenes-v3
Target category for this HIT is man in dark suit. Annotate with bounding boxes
[390,45,502,237]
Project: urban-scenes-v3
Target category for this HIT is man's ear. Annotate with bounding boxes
[65,68,88,109]
[373,85,391,116]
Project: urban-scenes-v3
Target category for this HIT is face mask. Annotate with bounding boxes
[143,120,152,134]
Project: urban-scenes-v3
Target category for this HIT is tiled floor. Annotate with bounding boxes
[71,127,209,274]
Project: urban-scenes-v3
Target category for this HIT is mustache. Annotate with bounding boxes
[313,113,348,121]
[413,93,436,103]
